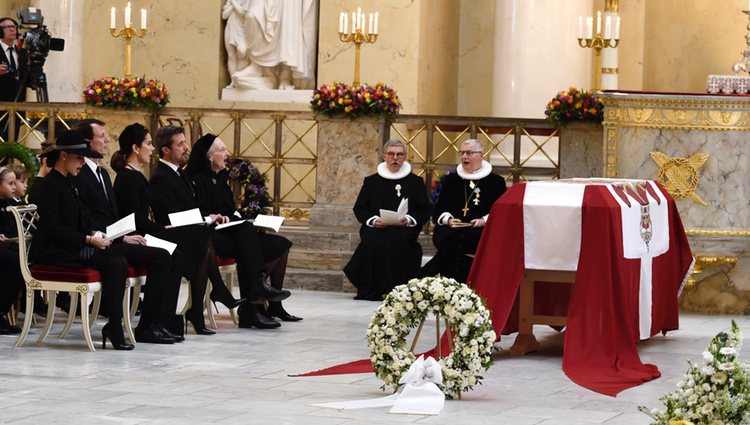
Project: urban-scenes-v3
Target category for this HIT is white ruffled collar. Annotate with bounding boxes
[456,160,492,180]
[377,161,412,180]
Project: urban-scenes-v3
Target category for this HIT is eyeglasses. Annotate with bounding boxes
[0,25,17,30]
[384,152,405,158]
[459,150,482,156]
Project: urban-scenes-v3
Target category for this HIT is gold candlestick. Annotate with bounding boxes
[578,35,619,89]
[338,28,377,87]
[110,27,147,78]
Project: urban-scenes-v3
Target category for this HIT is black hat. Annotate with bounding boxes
[184,133,217,177]
[53,129,103,159]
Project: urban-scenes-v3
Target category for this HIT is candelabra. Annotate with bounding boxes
[338,9,378,87]
[732,10,750,74]
[578,8,620,89]
[109,2,147,78]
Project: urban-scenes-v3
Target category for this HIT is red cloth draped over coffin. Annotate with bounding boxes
[467,179,694,396]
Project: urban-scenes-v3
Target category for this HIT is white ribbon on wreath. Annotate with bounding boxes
[312,355,445,415]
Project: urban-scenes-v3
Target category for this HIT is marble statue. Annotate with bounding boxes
[222,0,317,91]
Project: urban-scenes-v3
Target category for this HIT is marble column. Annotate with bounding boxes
[492,0,591,118]
[29,0,83,102]
[310,116,385,231]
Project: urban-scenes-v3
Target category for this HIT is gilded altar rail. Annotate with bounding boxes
[1,102,560,223]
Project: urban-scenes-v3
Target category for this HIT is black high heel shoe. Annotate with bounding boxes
[210,290,246,310]
[267,302,303,322]
[101,323,135,350]
[185,309,216,335]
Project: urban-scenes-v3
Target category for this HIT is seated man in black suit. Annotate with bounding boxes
[149,125,288,329]
[70,119,182,344]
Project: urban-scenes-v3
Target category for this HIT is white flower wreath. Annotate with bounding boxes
[367,276,496,398]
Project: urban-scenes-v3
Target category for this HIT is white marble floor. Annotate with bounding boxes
[0,288,747,425]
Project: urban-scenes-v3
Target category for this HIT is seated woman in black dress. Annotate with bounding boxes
[0,167,24,334]
[31,130,133,350]
[111,123,245,335]
[185,134,301,323]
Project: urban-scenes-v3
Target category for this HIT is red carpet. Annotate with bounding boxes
[292,343,450,377]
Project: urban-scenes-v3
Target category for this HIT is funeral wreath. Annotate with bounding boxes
[367,276,496,398]
[638,320,750,425]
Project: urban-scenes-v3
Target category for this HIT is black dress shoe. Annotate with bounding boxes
[134,324,176,344]
[238,304,280,329]
[267,303,302,322]
[158,324,184,343]
[0,316,21,334]
[185,310,216,335]
[261,282,290,302]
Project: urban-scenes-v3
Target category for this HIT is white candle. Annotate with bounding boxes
[604,15,611,39]
[141,9,147,30]
[747,0,750,11]
[578,16,583,39]
[596,11,601,35]
[125,2,131,28]
[339,12,343,33]
[343,12,348,34]
[110,7,116,29]
[615,16,621,39]
[374,12,378,34]
[360,11,364,32]
[368,13,373,35]
[586,17,593,39]
[351,12,356,31]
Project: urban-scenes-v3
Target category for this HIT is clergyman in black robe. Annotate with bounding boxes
[423,138,506,283]
[344,139,432,301]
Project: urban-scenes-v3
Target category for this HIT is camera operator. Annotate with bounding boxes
[0,17,27,103]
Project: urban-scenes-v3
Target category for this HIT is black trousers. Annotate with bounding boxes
[0,245,24,312]
[71,250,128,323]
[108,242,181,326]
[211,222,266,299]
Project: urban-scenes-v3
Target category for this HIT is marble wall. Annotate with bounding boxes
[7,1,750,114]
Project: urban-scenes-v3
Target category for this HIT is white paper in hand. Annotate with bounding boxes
[168,208,204,227]
[144,234,178,255]
[103,213,136,242]
[215,219,246,230]
[379,198,408,225]
[252,214,284,232]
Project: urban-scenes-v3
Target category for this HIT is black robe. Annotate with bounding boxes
[0,197,23,312]
[423,171,506,283]
[344,172,431,301]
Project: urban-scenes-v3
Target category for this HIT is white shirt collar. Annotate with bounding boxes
[456,160,492,180]
[84,157,99,174]
[377,161,411,180]
[159,158,180,174]
[0,40,13,52]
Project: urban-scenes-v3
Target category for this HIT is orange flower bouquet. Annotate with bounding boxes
[83,76,169,111]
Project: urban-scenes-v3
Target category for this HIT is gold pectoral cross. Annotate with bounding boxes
[462,206,469,216]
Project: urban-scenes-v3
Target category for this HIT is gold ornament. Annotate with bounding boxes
[650,151,709,206]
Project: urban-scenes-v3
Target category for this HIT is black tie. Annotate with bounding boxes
[177,168,195,196]
[7,46,16,75]
[96,166,109,199]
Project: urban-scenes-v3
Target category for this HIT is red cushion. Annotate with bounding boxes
[127,265,148,277]
[216,257,236,267]
[30,265,102,283]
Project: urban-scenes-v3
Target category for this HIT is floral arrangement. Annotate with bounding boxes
[226,158,272,218]
[639,320,750,425]
[83,76,169,111]
[430,168,456,205]
[367,276,496,398]
[310,82,401,118]
[544,87,603,125]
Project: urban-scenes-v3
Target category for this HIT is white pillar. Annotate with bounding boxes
[492,0,592,118]
[28,0,83,102]
[600,11,619,89]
